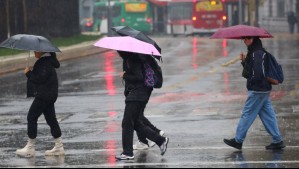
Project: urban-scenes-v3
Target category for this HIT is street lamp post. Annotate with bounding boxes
[6,0,10,38]
[255,0,260,27]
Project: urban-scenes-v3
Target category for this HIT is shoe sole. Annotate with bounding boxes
[16,152,35,158]
[115,157,135,161]
[161,138,169,156]
[224,140,242,150]
[45,152,65,156]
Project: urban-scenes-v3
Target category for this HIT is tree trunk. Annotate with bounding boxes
[297,0,299,34]
[6,0,10,38]
[22,0,27,33]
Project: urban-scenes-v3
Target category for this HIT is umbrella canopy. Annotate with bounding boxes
[94,36,161,56]
[0,34,61,52]
[112,26,162,54]
[210,25,273,39]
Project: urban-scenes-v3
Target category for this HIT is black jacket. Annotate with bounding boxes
[242,38,272,92]
[120,52,149,102]
[26,53,60,102]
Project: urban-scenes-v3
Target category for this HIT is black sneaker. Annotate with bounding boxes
[266,141,286,150]
[224,138,243,150]
[160,137,169,156]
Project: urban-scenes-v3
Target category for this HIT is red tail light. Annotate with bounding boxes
[192,16,197,21]
[121,18,125,23]
[147,18,152,23]
[86,22,92,27]
[222,16,227,21]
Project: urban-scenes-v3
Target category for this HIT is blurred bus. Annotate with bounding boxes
[93,1,153,34]
[167,0,227,36]
[192,0,227,34]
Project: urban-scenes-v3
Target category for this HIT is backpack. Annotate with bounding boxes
[143,59,163,89]
[265,51,284,85]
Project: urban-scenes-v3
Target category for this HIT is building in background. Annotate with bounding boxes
[260,0,297,32]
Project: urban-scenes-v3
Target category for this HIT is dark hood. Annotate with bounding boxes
[248,37,264,52]
[48,52,60,68]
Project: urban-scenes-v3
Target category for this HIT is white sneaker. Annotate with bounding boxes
[133,141,149,150]
[16,139,36,158]
[45,137,65,156]
[149,131,165,148]
[115,154,134,161]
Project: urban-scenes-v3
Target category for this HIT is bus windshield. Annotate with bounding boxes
[195,0,223,12]
[94,6,121,18]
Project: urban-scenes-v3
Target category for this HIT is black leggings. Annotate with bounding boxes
[27,98,62,139]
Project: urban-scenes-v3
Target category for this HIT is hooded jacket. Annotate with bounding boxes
[26,52,60,102]
[243,38,272,92]
[119,51,149,102]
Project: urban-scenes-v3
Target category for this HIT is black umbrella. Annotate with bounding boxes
[111,26,162,55]
[0,34,61,52]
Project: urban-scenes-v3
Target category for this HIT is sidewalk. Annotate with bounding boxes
[0,41,109,76]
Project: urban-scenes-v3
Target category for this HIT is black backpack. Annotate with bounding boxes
[143,58,163,89]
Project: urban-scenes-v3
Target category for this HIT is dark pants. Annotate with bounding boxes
[136,103,161,145]
[27,98,62,139]
[289,23,295,34]
[122,101,165,156]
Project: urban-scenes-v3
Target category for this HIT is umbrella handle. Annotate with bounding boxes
[26,51,30,67]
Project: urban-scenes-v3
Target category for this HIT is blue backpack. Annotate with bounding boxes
[265,51,284,85]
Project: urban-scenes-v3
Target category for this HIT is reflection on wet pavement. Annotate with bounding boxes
[1,36,299,167]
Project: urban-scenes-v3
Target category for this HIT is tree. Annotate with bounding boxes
[297,0,299,34]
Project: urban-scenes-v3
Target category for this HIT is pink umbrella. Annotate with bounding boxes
[94,36,161,56]
[210,25,273,39]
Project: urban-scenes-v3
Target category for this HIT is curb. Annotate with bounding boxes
[0,42,109,76]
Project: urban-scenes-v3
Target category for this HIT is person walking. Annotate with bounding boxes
[223,37,285,150]
[115,51,169,161]
[287,11,297,34]
[16,52,64,157]
[132,55,165,150]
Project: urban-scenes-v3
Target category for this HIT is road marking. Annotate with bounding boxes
[44,160,299,168]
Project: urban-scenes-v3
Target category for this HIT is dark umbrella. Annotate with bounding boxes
[111,26,162,55]
[0,34,61,66]
[0,34,61,52]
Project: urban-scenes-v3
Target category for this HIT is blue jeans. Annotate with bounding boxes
[235,91,282,144]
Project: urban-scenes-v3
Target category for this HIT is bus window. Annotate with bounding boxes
[168,2,192,22]
[195,0,223,12]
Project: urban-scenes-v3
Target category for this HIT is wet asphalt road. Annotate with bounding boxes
[0,35,299,168]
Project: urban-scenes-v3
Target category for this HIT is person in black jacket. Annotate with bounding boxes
[115,51,169,161]
[16,52,64,157]
[224,37,285,150]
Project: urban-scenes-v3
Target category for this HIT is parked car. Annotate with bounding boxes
[80,18,94,32]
